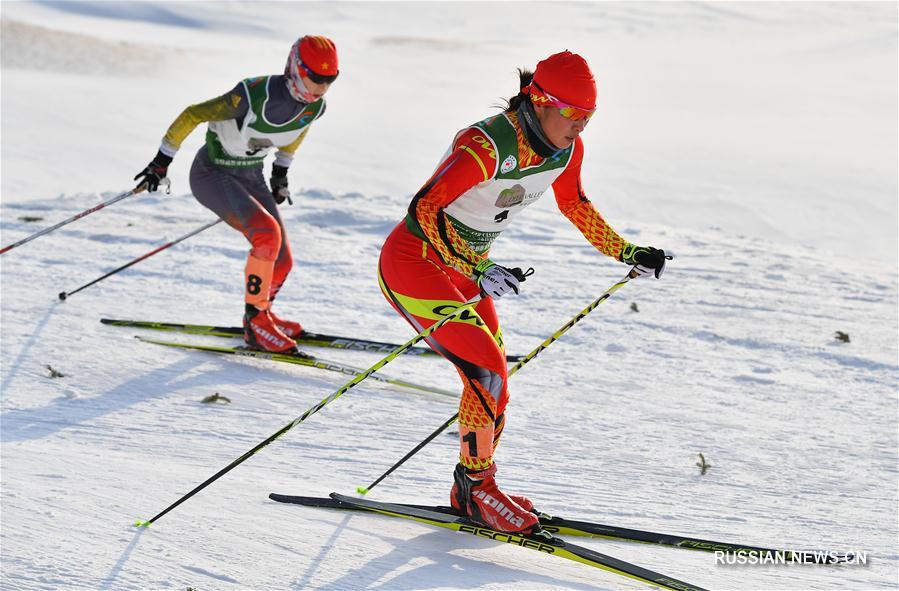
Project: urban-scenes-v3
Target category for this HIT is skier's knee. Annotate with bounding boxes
[248,223,282,261]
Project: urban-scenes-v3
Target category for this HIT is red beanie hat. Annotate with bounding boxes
[530,50,596,110]
[299,35,339,76]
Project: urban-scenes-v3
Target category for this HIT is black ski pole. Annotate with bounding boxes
[357,268,640,495]
[1,184,146,256]
[59,218,222,301]
[134,295,481,527]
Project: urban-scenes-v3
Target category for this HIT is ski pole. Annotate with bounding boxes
[58,218,222,301]
[356,268,639,495]
[1,184,146,256]
[134,295,481,527]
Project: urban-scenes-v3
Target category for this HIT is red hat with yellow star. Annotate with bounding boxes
[298,35,338,78]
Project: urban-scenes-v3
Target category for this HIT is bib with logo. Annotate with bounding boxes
[441,112,573,253]
[206,76,325,168]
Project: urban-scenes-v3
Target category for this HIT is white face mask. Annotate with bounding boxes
[284,38,335,104]
[285,69,317,103]
[284,41,317,103]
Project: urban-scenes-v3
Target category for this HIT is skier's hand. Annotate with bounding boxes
[270,165,292,205]
[475,259,534,299]
[621,243,669,279]
[134,150,173,193]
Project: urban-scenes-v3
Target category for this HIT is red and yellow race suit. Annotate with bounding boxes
[378,111,628,471]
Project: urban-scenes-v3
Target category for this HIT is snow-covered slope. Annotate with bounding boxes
[1,3,897,591]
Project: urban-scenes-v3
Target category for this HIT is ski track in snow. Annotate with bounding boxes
[2,2,897,591]
[2,187,896,591]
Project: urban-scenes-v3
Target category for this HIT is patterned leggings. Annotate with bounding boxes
[378,222,509,471]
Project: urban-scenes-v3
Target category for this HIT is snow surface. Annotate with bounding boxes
[1,2,897,590]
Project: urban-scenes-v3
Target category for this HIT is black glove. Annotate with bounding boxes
[270,165,292,205]
[134,150,173,192]
[621,243,669,278]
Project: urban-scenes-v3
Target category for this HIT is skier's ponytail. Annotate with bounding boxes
[500,68,534,112]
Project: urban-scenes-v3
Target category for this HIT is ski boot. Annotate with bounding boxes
[268,309,303,338]
[451,464,535,513]
[449,463,540,534]
[243,305,298,353]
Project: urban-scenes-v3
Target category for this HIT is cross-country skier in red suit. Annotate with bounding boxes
[378,51,668,534]
[134,36,339,353]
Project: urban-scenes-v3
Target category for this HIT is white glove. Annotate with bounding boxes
[475,260,533,299]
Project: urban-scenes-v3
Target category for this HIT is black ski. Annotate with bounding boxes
[268,493,853,564]
[135,336,456,398]
[101,317,525,362]
[302,493,709,591]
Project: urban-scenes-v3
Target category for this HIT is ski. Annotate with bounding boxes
[268,493,853,564]
[102,318,525,362]
[135,336,456,398]
[311,493,708,591]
